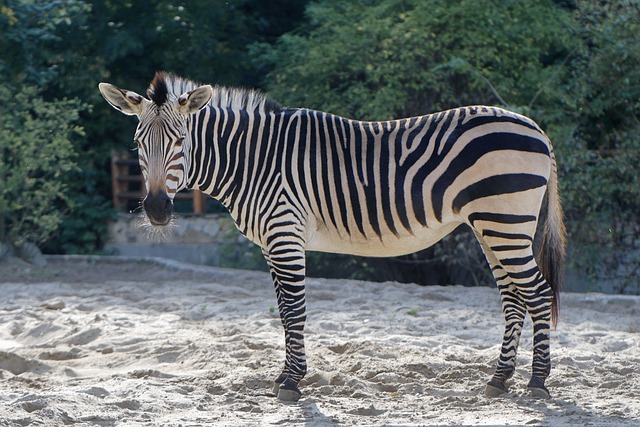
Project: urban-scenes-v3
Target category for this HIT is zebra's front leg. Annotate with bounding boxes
[473,232,527,397]
[262,244,308,402]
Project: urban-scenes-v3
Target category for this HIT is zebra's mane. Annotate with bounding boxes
[147,71,281,113]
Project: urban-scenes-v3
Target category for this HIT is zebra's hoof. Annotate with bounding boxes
[527,377,551,399]
[276,378,302,402]
[272,382,281,396]
[272,373,288,396]
[485,378,509,397]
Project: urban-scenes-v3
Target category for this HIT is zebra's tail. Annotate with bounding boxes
[537,149,567,329]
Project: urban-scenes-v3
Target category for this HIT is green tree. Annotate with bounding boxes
[0,85,84,248]
[253,0,574,120]
[0,1,96,254]
[558,0,640,292]
[0,0,91,87]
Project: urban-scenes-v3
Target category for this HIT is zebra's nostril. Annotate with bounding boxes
[142,197,152,213]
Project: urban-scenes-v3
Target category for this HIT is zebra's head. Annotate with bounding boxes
[99,73,213,227]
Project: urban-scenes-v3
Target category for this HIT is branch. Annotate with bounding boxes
[472,69,509,107]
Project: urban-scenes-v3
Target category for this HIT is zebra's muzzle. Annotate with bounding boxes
[143,191,174,226]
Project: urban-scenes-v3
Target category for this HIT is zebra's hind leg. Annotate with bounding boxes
[501,257,554,399]
[485,278,526,397]
[485,274,527,397]
[262,241,308,402]
[476,231,554,398]
[517,273,554,399]
[475,235,527,397]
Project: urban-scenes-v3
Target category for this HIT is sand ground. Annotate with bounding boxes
[0,256,638,426]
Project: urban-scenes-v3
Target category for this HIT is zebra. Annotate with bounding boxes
[99,71,566,402]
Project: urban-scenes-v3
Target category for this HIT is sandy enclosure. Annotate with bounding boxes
[0,256,638,426]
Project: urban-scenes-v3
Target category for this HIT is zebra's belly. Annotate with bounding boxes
[305,220,463,258]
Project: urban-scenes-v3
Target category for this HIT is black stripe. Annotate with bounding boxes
[465,113,541,132]
[244,111,273,233]
[283,111,301,204]
[354,123,367,184]
[308,112,328,227]
[494,273,509,282]
[468,212,537,227]
[363,123,382,238]
[294,112,311,210]
[222,109,247,213]
[187,109,205,186]
[409,113,446,226]
[394,127,414,233]
[500,255,535,266]
[394,115,432,232]
[491,244,531,252]
[342,121,366,237]
[452,173,548,215]
[483,229,533,241]
[506,266,540,280]
[379,121,397,236]
[198,109,216,190]
[432,110,456,156]
[214,109,232,193]
[319,114,339,231]
[235,110,257,235]
[436,110,467,161]
[328,114,351,236]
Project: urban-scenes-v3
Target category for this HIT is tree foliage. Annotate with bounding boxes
[0,85,83,246]
[254,0,574,120]
[1,0,638,291]
[557,0,640,292]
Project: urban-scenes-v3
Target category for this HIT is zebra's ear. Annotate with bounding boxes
[176,85,213,115]
[98,83,148,116]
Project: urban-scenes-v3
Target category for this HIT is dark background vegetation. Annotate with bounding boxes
[1,0,639,292]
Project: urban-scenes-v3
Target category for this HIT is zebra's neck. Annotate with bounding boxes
[151,72,282,209]
[185,104,270,206]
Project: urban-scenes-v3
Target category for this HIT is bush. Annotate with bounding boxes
[0,84,85,248]
[559,144,640,293]
[253,0,573,120]
[554,0,640,293]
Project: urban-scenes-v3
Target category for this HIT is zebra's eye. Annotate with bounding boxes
[175,136,185,146]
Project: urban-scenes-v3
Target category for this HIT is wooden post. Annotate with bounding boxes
[193,190,204,214]
[110,151,123,209]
